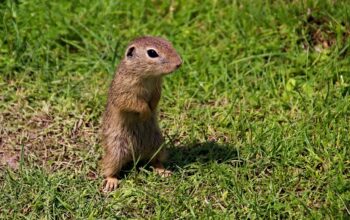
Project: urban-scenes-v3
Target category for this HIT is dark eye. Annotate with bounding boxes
[147,49,159,58]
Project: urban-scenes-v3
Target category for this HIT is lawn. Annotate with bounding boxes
[0,0,349,219]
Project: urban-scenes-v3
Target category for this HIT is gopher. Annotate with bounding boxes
[101,36,182,192]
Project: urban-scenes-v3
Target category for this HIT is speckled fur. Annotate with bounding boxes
[101,36,181,187]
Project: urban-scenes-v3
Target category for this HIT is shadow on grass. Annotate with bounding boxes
[167,141,240,169]
[118,141,240,178]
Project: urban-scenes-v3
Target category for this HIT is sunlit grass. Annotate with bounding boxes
[0,0,349,218]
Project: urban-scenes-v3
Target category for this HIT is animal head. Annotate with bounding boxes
[123,36,182,76]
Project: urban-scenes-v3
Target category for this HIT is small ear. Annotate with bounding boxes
[126,46,135,58]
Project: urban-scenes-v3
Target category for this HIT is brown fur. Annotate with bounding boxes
[101,36,182,191]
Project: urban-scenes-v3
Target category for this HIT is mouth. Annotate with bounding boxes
[161,67,178,76]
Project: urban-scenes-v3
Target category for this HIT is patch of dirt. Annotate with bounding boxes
[298,8,350,52]
[0,151,20,170]
[0,103,101,173]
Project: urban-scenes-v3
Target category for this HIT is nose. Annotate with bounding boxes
[175,60,182,69]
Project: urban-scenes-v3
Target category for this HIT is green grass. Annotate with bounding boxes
[1,0,350,218]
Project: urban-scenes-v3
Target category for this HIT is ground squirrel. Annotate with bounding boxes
[101,36,182,192]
